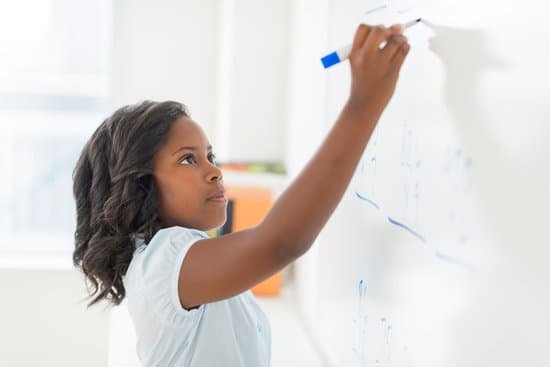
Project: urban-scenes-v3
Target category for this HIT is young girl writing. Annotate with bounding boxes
[72,23,409,366]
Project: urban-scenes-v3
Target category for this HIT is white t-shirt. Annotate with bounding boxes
[123,226,271,366]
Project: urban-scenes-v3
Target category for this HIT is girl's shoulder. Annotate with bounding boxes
[134,226,209,250]
[126,225,210,326]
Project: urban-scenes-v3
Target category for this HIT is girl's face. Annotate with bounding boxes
[152,116,227,231]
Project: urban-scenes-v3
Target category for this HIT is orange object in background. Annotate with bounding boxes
[226,186,282,297]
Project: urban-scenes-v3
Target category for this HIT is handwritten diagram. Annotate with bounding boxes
[353,280,415,367]
[354,120,475,270]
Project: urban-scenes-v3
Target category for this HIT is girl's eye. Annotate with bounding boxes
[179,153,217,166]
[180,155,196,165]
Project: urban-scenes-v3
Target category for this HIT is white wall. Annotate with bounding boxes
[221,0,291,162]
[0,269,110,366]
[111,0,290,163]
[111,0,220,139]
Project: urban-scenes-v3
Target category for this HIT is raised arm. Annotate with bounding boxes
[178,24,410,309]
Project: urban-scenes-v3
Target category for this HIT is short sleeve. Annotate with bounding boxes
[136,226,209,327]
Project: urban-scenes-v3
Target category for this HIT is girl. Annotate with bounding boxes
[72,24,409,366]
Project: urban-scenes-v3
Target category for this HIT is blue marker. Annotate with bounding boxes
[321,18,422,69]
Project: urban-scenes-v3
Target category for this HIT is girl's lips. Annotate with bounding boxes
[208,196,227,201]
[208,197,228,205]
[207,194,228,203]
[207,189,227,201]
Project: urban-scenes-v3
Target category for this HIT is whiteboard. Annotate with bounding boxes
[288,0,550,366]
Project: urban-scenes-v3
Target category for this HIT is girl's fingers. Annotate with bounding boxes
[381,34,408,60]
[351,24,371,54]
[391,42,410,69]
[389,23,403,35]
[350,22,410,72]
[362,25,393,53]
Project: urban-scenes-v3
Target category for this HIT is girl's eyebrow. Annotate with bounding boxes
[172,145,213,155]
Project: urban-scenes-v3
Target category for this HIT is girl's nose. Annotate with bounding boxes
[207,164,223,183]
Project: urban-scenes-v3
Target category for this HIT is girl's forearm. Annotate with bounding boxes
[261,100,384,257]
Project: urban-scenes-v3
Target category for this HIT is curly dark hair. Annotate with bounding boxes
[72,100,189,308]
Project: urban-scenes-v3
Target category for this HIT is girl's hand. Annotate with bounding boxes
[346,24,410,115]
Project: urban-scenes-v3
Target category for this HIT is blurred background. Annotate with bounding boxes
[0,0,324,365]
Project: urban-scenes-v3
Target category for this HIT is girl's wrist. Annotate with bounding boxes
[342,97,384,125]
